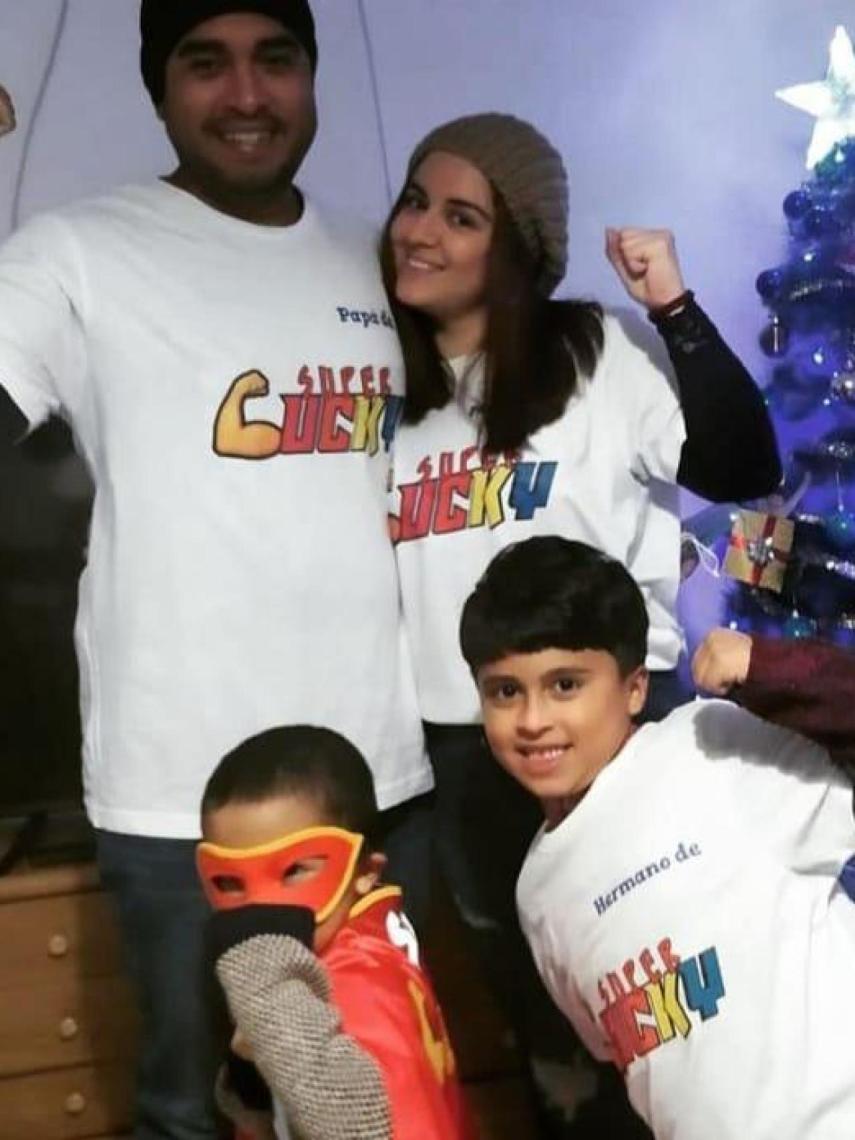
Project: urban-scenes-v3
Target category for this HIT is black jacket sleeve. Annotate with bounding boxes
[0,385,27,445]
[649,296,781,502]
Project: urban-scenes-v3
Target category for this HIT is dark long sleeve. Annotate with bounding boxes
[650,296,782,502]
[0,385,27,445]
[735,634,855,780]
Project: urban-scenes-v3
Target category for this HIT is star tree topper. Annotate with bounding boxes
[777,25,855,169]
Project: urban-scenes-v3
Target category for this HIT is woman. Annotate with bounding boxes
[382,114,780,1139]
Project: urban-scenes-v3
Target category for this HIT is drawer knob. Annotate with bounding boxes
[48,933,69,958]
[64,1092,86,1116]
[58,1016,79,1041]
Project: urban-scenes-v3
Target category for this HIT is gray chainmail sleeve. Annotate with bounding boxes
[216,932,393,1140]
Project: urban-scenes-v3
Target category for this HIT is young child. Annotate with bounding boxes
[196,725,473,1140]
[459,535,855,1140]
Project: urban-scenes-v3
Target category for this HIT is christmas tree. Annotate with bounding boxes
[723,25,855,647]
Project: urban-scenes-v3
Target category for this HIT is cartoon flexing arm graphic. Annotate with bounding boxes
[213,370,281,459]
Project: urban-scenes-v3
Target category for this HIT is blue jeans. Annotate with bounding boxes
[95,794,434,1140]
[641,666,692,723]
[95,831,229,1140]
[424,670,688,1138]
[841,855,855,901]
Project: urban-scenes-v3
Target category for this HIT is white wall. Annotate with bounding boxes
[0,0,851,641]
[0,0,392,227]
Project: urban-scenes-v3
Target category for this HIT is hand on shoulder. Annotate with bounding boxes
[605,226,685,311]
[691,628,752,696]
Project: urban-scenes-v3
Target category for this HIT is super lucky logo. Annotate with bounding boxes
[213,363,402,460]
[597,937,726,1071]
[391,447,558,542]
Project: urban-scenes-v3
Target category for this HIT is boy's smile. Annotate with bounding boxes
[477,647,647,821]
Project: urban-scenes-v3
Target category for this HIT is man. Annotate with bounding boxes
[0,4,430,1138]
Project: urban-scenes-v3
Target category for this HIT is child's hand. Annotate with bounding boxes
[691,628,752,695]
[0,86,15,138]
[605,227,685,311]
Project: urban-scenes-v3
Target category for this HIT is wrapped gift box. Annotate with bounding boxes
[724,509,795,593]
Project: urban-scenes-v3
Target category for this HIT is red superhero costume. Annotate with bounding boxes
[199,827,474,1140]
[320,885,473,1140]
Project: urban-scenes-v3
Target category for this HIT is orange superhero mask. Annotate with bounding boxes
[196,826,364,922]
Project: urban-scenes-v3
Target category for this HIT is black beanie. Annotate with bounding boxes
[140,1,318,106]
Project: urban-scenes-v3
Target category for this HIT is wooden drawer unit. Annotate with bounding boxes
[0,1063,134,1140]
[0,861,138,1139]
[0,887,123,986]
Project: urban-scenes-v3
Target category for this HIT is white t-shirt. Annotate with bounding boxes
[517,700,855,1140]
[391,319,687,724]
[0,182,430,836]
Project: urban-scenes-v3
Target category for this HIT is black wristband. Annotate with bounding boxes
[648,288,694,321]
[648,292,717,356]
[208,904,315,962]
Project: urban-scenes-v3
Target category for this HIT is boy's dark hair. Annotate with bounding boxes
[201,725,379,842]
[460,536,648,677]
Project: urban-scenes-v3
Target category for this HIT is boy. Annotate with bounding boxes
[197,725,472,1140]
[459,536,855,1140]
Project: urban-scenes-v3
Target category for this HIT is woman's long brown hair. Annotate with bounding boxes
[380,184,604,454]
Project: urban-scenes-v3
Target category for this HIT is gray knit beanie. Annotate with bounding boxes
[406,112,568,296]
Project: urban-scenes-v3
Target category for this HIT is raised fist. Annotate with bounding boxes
[0,86,16,139]
[605,226,685,312]
[691,628,752,696]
